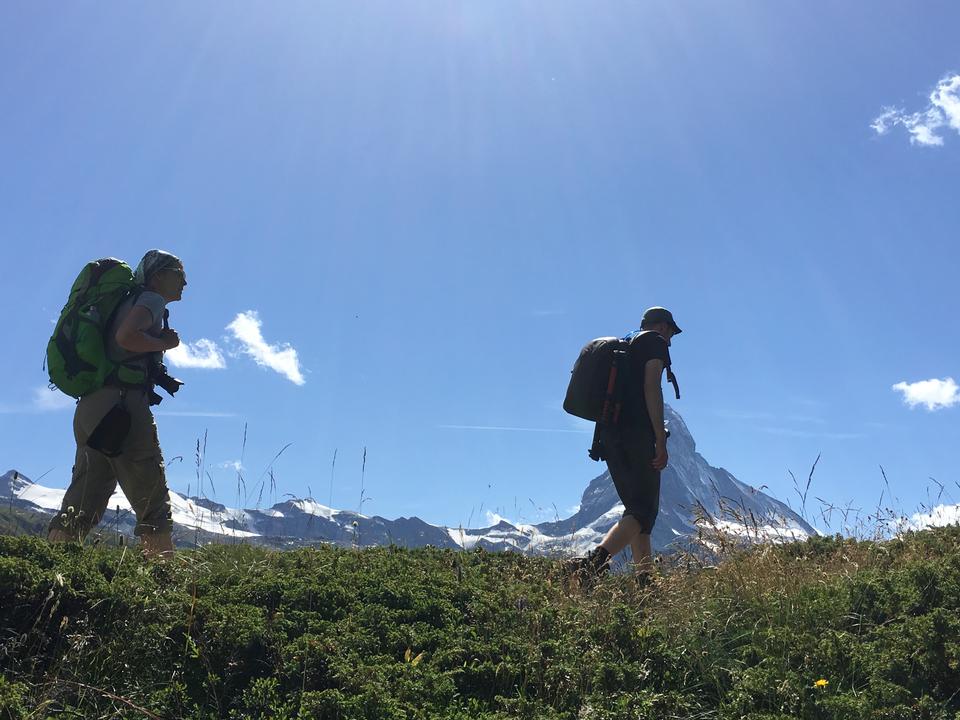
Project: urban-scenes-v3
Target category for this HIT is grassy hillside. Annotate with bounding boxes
[0,506,50,538]
[1,528,959,719]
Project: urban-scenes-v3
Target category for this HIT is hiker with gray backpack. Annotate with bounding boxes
[563,307,682,587]
[45,250,187,558]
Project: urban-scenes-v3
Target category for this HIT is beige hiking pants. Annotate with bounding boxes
[49,387,172,538]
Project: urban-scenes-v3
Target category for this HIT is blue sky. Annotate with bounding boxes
[3,2,959,532]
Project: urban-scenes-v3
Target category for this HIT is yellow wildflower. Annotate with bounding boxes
[813,678,829,688]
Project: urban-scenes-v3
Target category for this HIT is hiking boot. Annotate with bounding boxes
[635,571,653,591]
[565,546,611,590]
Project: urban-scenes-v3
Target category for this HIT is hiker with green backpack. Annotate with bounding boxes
[563,307,682,587]
[46,250,187,558]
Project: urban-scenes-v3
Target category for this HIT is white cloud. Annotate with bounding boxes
[933,74,960,131]
[872,73,960,146]
[892,377,960,411]
[870,108,897,135]
[166,338,226,369]
[32,387,76,412]
[218,460,244,472]
[226,311,305,386]
[908,504,960,531]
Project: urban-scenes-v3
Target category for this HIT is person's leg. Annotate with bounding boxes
[48,448,118,542]
[600,514,641,556]
[140,530,174,558]
[111,390,174,559]
[47,528,76,543]
[570,430,636,581]
[48,392,121,543]
[599,427,651,559]
[628,532,654,576]
[619,426,660,578]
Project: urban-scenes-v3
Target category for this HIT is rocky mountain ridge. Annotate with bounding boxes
[2,406,816,553]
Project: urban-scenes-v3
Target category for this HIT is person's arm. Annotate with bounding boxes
[644,358,668,470]
[115,306,179,353]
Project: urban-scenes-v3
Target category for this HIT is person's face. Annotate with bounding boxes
[657,323,676,346]
[152,264,188,302]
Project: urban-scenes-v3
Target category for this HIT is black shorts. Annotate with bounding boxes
[599,424,660,534]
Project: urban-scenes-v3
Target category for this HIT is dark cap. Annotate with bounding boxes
[641,307,682,335]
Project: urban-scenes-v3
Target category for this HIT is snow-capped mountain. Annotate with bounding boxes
[446,405,816,555]
[1,406,816,553]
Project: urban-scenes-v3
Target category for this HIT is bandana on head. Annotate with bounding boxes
[134,249,182,286]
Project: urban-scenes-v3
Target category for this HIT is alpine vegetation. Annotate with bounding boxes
[1,526,959,718]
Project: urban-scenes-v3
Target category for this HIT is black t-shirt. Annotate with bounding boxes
[618,331,671,434]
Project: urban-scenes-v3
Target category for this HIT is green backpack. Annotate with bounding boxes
[46,258,150,398]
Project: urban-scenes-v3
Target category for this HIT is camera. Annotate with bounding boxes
[154,368,184,396]
[148,362,184,405]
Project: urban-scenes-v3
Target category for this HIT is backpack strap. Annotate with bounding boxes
[666,366,680,400]
[588,339,628,462]
[626,330,680,400]
[103,286,155,390]
[53,309,98,377]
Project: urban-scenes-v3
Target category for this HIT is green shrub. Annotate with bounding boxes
[0,675,28,720]
[1,528,960,718]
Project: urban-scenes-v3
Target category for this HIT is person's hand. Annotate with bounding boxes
[651,442,669,471]
[160,328,180,350]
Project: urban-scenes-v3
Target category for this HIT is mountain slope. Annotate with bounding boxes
[455,406,815,554]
